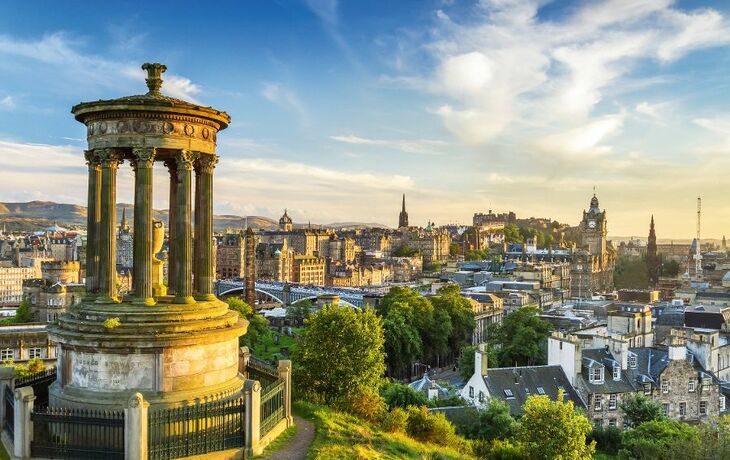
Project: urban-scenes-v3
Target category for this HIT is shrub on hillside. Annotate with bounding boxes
[404,405,468,452]
[486,439,528,460]
[381,407,409,433]
[338,388,386,423]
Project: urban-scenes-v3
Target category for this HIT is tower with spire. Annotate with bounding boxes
[398,194,409,229]
[279,209,293,232]
[116,207,134,270]
[646,215,659,286]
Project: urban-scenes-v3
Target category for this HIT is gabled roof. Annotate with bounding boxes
[482,365,585,415]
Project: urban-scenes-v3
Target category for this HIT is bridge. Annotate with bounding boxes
[215,280,384,308]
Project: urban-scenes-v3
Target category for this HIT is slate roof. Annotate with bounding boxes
[483,365,585,415]
[581,348,636,394]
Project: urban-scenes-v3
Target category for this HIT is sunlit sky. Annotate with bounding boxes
[2,0,730,238]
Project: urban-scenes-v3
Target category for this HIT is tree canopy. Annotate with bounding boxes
[226,297,271,351]
[487,307,552,367]
[517,391,595,460]
[292,304,385,404]
[619,393,663,428]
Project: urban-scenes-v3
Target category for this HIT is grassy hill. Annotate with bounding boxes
[295,402,472,460]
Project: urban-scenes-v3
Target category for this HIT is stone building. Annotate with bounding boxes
[23,279,84,323]
[570,194,616,298]
[292,255,326,285]
[216,231,246,279]
[468,295,504,345]
[0,323,56,364]
[256,241,293,282]
[116,208,134,270]
[41,260,80,285]
[279,209,293,232]
[0,266,36,306]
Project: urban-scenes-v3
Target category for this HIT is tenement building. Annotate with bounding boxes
[570,194,616,298]
[215,230,247,279]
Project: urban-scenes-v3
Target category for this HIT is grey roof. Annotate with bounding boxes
[655,311,684,327]
[581,348,637,394]
[483,365,585,415]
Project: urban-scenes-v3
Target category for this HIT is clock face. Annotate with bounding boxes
[576,264,583,270]
[588,220,596,229]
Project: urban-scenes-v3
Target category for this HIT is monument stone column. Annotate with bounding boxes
[132,147,156,305]
[165,160,178,294]
[97,148,122,303]
[174,150,196,304]
[84,150,101,297]
[194,154,217,300]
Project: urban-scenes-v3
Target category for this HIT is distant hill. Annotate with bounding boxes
[321,222,391,230]
[0,201,381,233]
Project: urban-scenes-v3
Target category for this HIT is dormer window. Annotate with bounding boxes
[504,389,514,398]
[613,365,621,381]
[629,354,637,369]
[591,366,604,384]
[537,387,545,395]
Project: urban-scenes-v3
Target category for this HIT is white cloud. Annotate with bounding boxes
[0,32,202,102]
[330,134,446,154]
[0,96,14,109]
[635,101,662,119]
[304,0,339,25]
[534,113,626,157]
[394,0,730,150]
[261,82,306,121]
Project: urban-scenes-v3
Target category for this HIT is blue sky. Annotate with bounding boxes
[2,0,730,238]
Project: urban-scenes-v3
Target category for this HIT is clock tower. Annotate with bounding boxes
[581,194,607,258]
[570,193,615,298]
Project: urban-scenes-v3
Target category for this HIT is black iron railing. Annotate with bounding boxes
[16,367,57,407]
[4,383,14,437]
[148,393,245,460]
[247,356,279,390]
[260,379,284,437]
[30,406,124,459]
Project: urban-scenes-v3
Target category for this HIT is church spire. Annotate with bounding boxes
[398,194,409,229]
[647,214,659,286]
[120,207,129,232]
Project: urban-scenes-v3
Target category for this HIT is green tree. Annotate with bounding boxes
[382,306,422,376]
[661,259,680,277]
[502,224,523,243]
[431,285,475,354]
[614,255,650,289]
[619,393,663,428]
[488,307,552,366]
[449,242,461,257]
[517,391,595,460]
[460,399,516,442]
[286,299,313,321]
[380,381,427,409]
[697,415,730,459]
[618,419,700,460]
[458,344,476,381]
[292,304,385,404]
[14,299,33,323]
[465,249,489,261]
[226,298,271,350]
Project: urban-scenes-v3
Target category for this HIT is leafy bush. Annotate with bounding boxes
[338,388,386,423]
[589,425,622,454]
[381,381,428,409]
[486,439,528,460]
[405,405,466,452]
[458,399,516,442]
[27,357,45,374]
[619,393,663,428]
[381,407,409,433]
[428,394,468,408]
[619,419,700,459]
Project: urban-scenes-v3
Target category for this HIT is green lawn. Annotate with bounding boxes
[253,328,302,361]
[255,423,298,459]
[294,401,472,460]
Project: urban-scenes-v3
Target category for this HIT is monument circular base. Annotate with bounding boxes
[47,297,248,410]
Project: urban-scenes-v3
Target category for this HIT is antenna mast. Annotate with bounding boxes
[694,197,702,281]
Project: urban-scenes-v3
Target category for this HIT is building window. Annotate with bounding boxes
[609,394,617,410]
[478,391,484,403]
[504,389,514,398]
[608,418,617,427]
[689,379,696,392]
[721,396,726,412]
[661,380,669,394]
[644,383,652,395]
[629,354,637,369]
[700,400,708,416]
[662,403,669,417]
[702,379,710,393]
[594,395,602,411]
[591,367,604,383]
[29,348,42,359]
[613,365,621,381]
[469,386,474,398]
[0,349,13,361]
[679,402,686,417]
[537,387,545,395]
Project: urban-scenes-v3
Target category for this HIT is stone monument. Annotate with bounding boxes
[48,63,248,409]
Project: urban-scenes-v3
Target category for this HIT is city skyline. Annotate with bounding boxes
[3,1,730,238]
